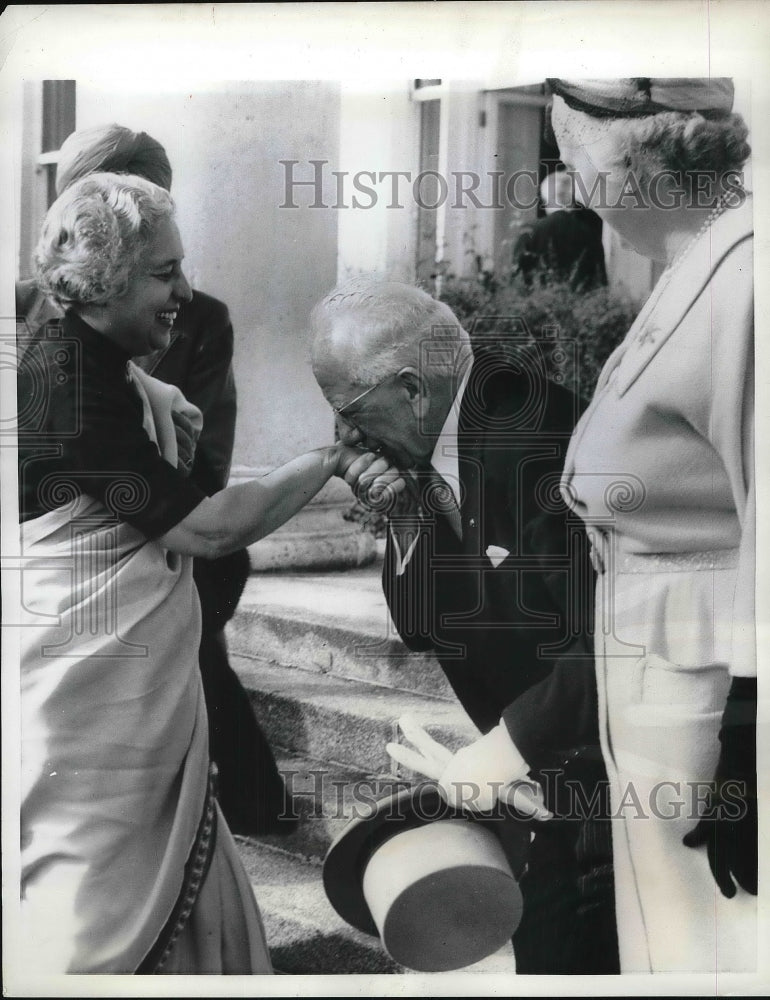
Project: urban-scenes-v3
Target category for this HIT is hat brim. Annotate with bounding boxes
[547,77,735,119]
[322,780,528,937]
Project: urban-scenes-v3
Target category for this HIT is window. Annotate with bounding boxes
[17,80,76,279]
[482,85,550,273]
[40,80,77,207]
[411,82,555,288]
[415,98,442,285]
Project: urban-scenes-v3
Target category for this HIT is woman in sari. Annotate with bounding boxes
[17,170,401,974]
[17,121,300,839]
[546,77,757,972]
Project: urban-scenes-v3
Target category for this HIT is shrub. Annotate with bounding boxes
[439,266,638,404]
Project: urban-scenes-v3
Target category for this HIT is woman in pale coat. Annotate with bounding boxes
[546,77,757,973]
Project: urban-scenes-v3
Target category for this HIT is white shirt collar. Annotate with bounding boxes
[429,361,472,507]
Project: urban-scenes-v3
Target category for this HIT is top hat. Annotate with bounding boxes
[322,781,529,973]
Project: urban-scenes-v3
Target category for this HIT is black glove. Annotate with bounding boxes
[682,676,757,898]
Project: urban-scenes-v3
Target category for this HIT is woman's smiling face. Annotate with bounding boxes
[94,217,193,356]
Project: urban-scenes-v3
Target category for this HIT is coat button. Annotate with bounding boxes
[469,517,476,528]
[638,326,659,346]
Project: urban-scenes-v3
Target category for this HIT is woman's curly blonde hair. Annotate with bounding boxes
[34,171,175,307]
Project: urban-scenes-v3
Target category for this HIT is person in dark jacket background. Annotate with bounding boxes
[514,168,607,291]
[16,123,293,837]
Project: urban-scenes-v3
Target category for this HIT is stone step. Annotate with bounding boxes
[233,653,478,775]
[227,568,456,701]
[261,752,391,862]
[225,568,520,977]
[264,751,449,863]
[239,837,517,976]
[229,472,377,571]
[237,837,402,974]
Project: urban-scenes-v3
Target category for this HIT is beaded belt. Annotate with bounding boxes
[589,538,739,576]
[136,762,219,974]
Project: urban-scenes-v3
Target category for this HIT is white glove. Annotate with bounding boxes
[386,714,552,820]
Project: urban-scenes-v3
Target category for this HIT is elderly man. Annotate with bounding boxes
[311,277,618,974]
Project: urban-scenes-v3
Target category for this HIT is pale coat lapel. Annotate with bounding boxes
[614,197,753,398]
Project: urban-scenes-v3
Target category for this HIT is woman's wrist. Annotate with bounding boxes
[328,442,346,477]
[304,443,344,477]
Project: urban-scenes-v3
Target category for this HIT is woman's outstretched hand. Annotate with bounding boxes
[336,445,406,509]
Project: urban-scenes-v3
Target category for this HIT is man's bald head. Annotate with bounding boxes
[311,277,470,395]
[310,277,472,469]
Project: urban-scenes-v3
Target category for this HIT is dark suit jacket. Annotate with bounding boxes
[383,346,598,749]
[513,207,607,291]
[381,351,620,975]
[131,291,237,496]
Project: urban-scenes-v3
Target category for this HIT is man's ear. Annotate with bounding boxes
[397,367,430,419]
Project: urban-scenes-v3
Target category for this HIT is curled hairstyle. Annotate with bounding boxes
[616,110,751,184]
[34,172,175,307]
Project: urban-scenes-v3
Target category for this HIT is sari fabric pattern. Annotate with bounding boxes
[19,362,271,974]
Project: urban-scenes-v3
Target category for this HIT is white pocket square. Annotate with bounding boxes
[486,544,510,568]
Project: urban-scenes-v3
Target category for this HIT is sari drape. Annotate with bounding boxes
[19,366,270,973]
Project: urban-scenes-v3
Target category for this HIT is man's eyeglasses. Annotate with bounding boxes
[333,370,399,417]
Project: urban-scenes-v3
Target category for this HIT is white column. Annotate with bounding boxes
[336,80,420,283]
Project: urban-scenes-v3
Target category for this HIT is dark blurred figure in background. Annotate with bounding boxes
[16,123,294,837]
[514,168,607,291]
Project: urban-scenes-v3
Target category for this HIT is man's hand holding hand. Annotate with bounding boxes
[387,715,552,820]
[335,445,406,509]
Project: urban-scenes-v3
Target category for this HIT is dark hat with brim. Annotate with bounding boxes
[323,781,529,972]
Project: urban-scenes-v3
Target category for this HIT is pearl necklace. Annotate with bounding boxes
[635,192,734,346]
[666,193,734,272]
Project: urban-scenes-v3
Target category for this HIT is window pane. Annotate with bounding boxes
[41,80,76,153]
[494,101,543,270]
[415,98,441,284]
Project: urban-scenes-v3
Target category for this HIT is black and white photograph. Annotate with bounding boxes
[1,3,768,995]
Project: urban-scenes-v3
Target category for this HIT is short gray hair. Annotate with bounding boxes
[311,276,470,387]
[34,171,175,307]
[616,110,751,184]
